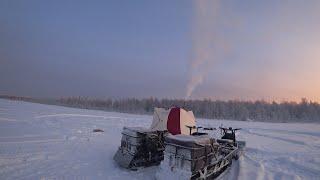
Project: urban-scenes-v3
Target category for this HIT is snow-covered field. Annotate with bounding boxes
[0,99,319,180]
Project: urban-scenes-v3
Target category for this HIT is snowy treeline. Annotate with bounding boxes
[1,95,319,122]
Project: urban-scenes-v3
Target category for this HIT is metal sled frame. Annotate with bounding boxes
[191,143,239,179]
[163,138,242,180]
[114,128,165,170]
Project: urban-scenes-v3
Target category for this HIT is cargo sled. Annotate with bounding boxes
[156,127,245,179]
[113,107,197,169]
[113,127,165,169]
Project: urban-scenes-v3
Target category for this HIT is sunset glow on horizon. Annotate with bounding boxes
[0,0,319,102]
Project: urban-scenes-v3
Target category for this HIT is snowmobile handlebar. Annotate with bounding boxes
[186,125,196,135]
[186,126,211,135]
[186,125,196,129]
[203,127,216,131]
[219,127,241,131]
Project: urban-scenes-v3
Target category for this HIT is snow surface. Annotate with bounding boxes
[0,99,319,180]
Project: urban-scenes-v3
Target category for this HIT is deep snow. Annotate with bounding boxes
[0,99,319,180]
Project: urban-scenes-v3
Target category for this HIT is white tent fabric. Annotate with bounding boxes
[179,108,196,135]
[150,108,170,131]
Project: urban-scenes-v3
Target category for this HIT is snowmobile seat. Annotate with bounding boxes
[221,132,235,141]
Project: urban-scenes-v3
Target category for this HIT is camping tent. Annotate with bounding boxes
[150,107,196,135]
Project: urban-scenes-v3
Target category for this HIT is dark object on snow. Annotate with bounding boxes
[93,129,104,132]
[219,127,242,145]
[113,127,166,170]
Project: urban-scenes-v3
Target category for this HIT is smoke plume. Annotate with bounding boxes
[186,0,221,99]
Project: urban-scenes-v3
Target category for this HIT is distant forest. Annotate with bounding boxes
[1,95,320,123]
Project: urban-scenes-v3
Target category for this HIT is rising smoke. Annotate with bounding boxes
[186,0,221,99]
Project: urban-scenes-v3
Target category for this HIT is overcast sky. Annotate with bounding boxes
[1,0,319,102]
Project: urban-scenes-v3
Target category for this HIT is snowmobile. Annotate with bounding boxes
[113,107,197,170]
[218,127,246,149]
[156,126,246,180]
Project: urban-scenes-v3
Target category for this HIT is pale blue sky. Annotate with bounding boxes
[1,0,319,101]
